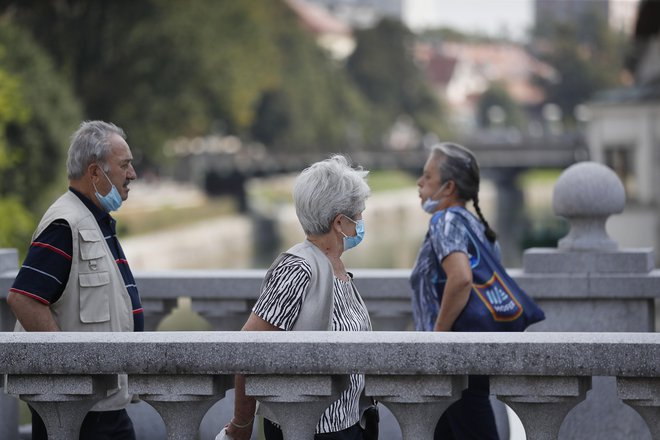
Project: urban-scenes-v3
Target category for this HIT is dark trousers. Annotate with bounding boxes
[434,375,499,440]
[30,405,136,440]
[264,419,364,440]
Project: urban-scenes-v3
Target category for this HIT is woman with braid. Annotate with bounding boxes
[410,142,500,439]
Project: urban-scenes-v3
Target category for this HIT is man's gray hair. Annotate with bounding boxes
[66,120,126,179]
[293,154,370,236]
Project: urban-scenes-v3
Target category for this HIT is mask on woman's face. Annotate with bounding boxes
[422,182,447,214]
[340,215,365,251]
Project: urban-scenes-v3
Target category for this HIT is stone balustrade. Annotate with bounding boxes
[0,331,658,440]
[1,161,660,439]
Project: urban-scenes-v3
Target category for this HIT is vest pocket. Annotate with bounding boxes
[79,229,106,260]
[79,272,111,323]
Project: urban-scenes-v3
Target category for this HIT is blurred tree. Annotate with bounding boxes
[0,21,82,251]
[346,18,448,141]
[4,0,379,162]
[476,82,525,129]
[531,8,628,125]
[250,6,374,152]
[3,0,283,168]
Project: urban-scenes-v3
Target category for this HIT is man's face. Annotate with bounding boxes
[98,134,137,201]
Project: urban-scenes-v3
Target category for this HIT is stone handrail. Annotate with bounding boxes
[1,331,659,440]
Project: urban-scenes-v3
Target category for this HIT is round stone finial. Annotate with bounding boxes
[552,161,626,251]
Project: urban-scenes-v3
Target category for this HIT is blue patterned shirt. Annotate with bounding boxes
[410,206,501,331]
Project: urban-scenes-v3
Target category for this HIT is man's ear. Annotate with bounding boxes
[87,163,99,179]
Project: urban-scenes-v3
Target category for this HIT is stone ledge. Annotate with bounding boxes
[0,332,658,377]
[523,248,655,274]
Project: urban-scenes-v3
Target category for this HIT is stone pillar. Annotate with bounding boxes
[0,248,18,332]
[141,298,178,331]
[131,374,232,440]
[0,249,19,440]
[617,377,660,439]
[191,299,253,331]
[488,168,526,267]
[246,375,345,440]
[4,374,119,440]
[518,161,656,439]
[493,376,590,440]
[365,375,466,440]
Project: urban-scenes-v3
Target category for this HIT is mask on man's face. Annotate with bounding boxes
[340,215,365,251]
[421,182,448,214]
[93,168,123,212]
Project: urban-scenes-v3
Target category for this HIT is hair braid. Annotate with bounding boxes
[473,195,497,243]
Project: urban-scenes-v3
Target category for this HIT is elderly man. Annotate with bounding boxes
[7,120,142,440]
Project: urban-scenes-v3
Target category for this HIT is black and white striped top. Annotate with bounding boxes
[253,254,371,433]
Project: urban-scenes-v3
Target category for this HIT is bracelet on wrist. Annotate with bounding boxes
[230,417,254,429]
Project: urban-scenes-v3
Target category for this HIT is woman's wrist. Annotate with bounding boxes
[230,417,254,429]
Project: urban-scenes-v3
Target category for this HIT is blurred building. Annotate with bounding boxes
[417,41,555,132]
[303,0,402,29]
[535,0,640,35]
[283,0,356,59]
[585,0,660,255]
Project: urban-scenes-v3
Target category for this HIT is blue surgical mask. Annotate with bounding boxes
[341,215,365,251]
[422,183,447,214]
[93,168,123,212]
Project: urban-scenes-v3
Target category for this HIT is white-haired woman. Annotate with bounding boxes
[223,155,375,440]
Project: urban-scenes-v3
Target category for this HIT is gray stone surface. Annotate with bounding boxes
[0,331,659,377]
[553,161,626,251]
[0,249,18,274]
[523,248,655,274]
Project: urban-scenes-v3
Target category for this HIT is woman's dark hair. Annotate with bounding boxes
[431,142,497,243]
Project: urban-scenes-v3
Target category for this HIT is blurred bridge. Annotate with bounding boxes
[166,132,589,265]
[167,132,589,206]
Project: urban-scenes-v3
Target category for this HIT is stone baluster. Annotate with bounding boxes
[140,298,178,331]
[492,375,591,440]
[246,375,345,440]
[131,374,232,440]
[617,377,660,438]
[353,270,415,331]
[0,249,19,440]
[191,299,253,331]
[4,374,120,440]
[365,375,466,440]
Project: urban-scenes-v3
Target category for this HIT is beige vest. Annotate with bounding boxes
[15,191,134,410]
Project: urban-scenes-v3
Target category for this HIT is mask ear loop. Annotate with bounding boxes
[92,164,113,195]
[339,215,357,238]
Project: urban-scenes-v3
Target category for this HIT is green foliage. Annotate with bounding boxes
[0,197,35,253]
[5,0,386,161]
[347,18,448,140]
[0,21,81,249]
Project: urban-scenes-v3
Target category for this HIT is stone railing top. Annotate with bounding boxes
[0,331,658,377]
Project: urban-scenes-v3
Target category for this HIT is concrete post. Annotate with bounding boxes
[4,374,119,440]
[1,249,19,440]
[365,375,466,440]
[617,377,660,439]
[131,374,232,440]
[519,161,656,439]
[246,375,345,440]
[493,376,590,440]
